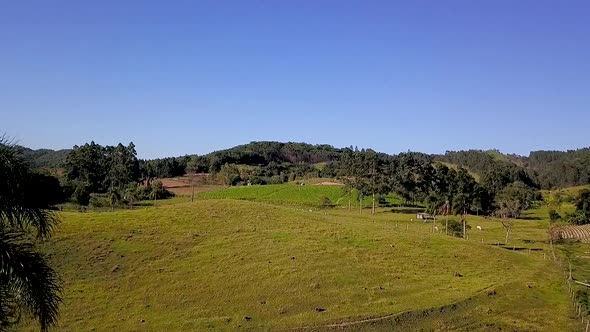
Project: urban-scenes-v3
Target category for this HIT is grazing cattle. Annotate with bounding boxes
[434,226,439,231]
[477,226,483,231]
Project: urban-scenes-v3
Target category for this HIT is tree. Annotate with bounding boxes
[123,184,138,209]
[442,200,451,235]
[105,143,139,193]
[425,193,444,231]
[575,189,590,213]
[495,199,522,244]
[0,139,61,331]
[64,141,108,194]
[65,142,140,205]
[149,180,164,207]
[186,156,199,202]
[219,164,241,186]
[563,189,590,225]
[452,194,471,239]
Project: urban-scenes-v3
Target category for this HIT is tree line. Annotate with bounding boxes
[323,148,539,218]
[63,142,172,207]
[436,149,590,190]
[20,142,590,190]
[16,141,589,211]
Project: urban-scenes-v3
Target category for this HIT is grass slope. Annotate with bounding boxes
[25,200,580,331]
[196,183,403,208]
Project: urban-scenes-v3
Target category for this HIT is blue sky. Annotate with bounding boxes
[1,1,589,158]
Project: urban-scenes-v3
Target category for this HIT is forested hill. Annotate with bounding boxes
[435,149,590,190]
[16,146,71,169]
[433,150,537,189]
[525,148,590,189]
[19,141,590,189]
[205,141,342,169]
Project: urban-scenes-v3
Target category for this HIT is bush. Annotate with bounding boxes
[320,196,334,209]
[71,183,91,206]
[548,209,561,222]
[88,194,110,208]
[445,219,471,238]
[269,175,283,185]
[248,176,266,185]
[135,186,153,200]
[565,211,590,225]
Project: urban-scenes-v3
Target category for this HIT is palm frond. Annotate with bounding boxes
[0,141,58,238]
[0,230,62,331]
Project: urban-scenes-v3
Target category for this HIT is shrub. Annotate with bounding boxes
[445,219,471,238]
[320,196,334,209]
[548,209,561,222]
[565,211,590,225]
[269,175,283,185]
[88,194,110,208]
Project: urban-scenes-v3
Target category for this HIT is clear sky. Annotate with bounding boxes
[1,1,589,158]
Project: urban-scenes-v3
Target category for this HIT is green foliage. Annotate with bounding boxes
[437,150,538,192]
[15,146,70,169]
[445,219,471,238]
[139,156,190,182]
[576,189,590,213]
[548,209,561,222]
[495,181,540,218]
[527,148,590,189]
[88,194,112,209]
[148,180,174,201]
[64,142,140,205]
[563,189,590,225]
[564,210,590,225]
[319,195,334,209]
[0,139,61,331]
[219,163,241,186]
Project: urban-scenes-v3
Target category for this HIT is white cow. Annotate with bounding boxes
[476,225,483,231]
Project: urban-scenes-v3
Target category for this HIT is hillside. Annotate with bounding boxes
[16,146,70,169]
[525,148,590,189]
[196,182,405,208]
[436,148,590,190]
[29,199,579,331]
[19,141,590,189]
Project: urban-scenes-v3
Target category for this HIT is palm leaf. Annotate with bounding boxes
[0,230,61,331]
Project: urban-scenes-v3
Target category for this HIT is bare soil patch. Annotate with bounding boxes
[313,181,343,186]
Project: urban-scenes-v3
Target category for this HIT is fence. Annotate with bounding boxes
[553,249,590,331]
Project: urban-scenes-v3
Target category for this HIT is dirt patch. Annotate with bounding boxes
[313,181,344,186]
[160,178,190,188]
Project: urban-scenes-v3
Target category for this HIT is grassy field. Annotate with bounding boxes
[20,188,585,331]
[196,183,404,209]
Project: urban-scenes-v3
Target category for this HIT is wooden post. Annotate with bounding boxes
[585,320,588,332]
